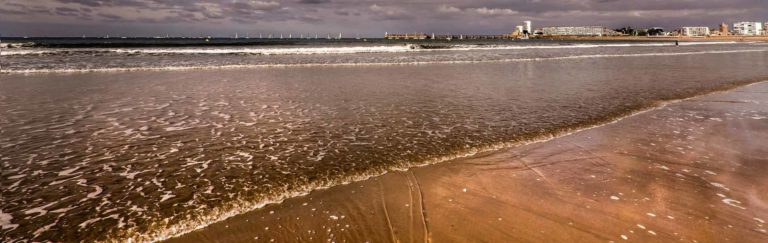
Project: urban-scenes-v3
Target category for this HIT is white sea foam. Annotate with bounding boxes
[58,167,79,176]
[4,49,766,74]
[160,192,176,202]
[0,210,19,230]
[0,50,60,56]
[710,182,731,191]
[24,202,57,217]
[0,43,27,48]
[7,179,23,190]
[78,214,119,229]
[722,198,746,209]
[86,186,103,199]
[0,46,413,56]
[114,45,414,55]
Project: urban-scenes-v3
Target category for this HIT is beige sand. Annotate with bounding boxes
[166,82,768,243]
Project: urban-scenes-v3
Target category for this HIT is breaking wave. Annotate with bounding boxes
[4,49,766,74]
[0,41,750,57]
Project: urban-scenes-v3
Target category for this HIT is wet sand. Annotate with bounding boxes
[166,82,768,243]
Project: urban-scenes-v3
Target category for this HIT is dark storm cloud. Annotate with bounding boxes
[297,0,331,4]
[98,13,123,20]
[54,7,82,16]
[54,0,151,8]
[1,0,766,36]
[0,8,26,15]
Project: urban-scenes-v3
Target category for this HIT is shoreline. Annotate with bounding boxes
[153,80,768,243]
[165,80,768,243]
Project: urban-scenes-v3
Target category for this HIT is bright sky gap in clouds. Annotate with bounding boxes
[0,0,765,37]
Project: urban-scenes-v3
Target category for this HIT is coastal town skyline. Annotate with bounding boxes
[1,0,767,37]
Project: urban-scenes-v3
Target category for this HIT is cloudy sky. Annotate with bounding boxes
[0,0,765,37]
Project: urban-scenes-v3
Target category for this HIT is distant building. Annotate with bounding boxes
[719,23,729,34]
[711,23,730,36]
[541,26,621,36]
[384,33,429,40]
[523,21,532,35]
[733,22,763,36]
[681,27,711,37]
[763,22,768,35]
[510,25,525,36]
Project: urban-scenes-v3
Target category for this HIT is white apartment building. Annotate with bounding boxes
[733,22,763,35]
[523,21,532,34]
[681,27,711,36]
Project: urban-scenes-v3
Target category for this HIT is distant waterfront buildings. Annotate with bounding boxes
[681,27,711,37]
[733,22,764,35]
[382,19,768,40]
[541,26,621,36]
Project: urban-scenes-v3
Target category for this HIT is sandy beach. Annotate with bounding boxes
[166,81,768,243]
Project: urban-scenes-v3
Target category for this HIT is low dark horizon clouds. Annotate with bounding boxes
[0,0,765,37]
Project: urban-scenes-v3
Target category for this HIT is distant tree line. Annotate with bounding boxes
[614,26,665,36]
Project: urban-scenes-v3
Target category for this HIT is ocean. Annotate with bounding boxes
[1,38,768,242]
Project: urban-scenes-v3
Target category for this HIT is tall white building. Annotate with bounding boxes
[733,22,763,35]
[681,27,710,37]
[523,21,532,34]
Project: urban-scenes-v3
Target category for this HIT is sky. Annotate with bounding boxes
[0,0,766,37]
